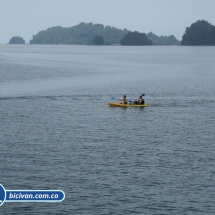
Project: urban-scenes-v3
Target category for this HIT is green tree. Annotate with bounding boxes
[29,22,180,45]
[92,35,104,45]
[120,31,152,45]
[30,23,128,45]
[9,36,25,44]
[147,32,180,45]
[181,20,215,45]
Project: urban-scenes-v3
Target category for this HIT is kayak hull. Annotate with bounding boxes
[108,102,149,107]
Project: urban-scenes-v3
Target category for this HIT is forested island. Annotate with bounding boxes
[8,36,25,44]
[30,23,128,45]
[181,20,215,45]
[29,22,180,45]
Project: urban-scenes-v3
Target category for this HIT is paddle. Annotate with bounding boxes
[111,96,133,104]
[130,94,145,104]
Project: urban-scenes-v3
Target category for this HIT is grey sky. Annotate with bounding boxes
[1,0,215,44]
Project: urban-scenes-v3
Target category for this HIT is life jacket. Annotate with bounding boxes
[123,98,128,104]
[139,98,144,104]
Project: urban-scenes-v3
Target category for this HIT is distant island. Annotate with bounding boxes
[29,22,180,45]
[8,36,25,44]
[181,20,215,45]
[30,23,128,45]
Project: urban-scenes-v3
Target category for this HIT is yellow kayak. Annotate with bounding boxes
[108,102,149,107]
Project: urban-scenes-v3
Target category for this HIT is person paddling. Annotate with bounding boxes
[134,95,145,105]
[118,95,128,104]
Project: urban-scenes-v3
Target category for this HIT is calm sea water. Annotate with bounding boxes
[0,45,215,214]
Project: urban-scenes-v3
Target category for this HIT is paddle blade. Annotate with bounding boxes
[141,94,145,96]
[111,96,117,100]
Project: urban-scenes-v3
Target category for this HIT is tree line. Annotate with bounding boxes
[30,23,128,45]
[28,22,180,45]
[9,20,215,46]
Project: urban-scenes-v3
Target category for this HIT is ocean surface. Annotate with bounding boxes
[0,45,215,214]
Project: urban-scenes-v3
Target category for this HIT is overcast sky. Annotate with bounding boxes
[1,0,215,44]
